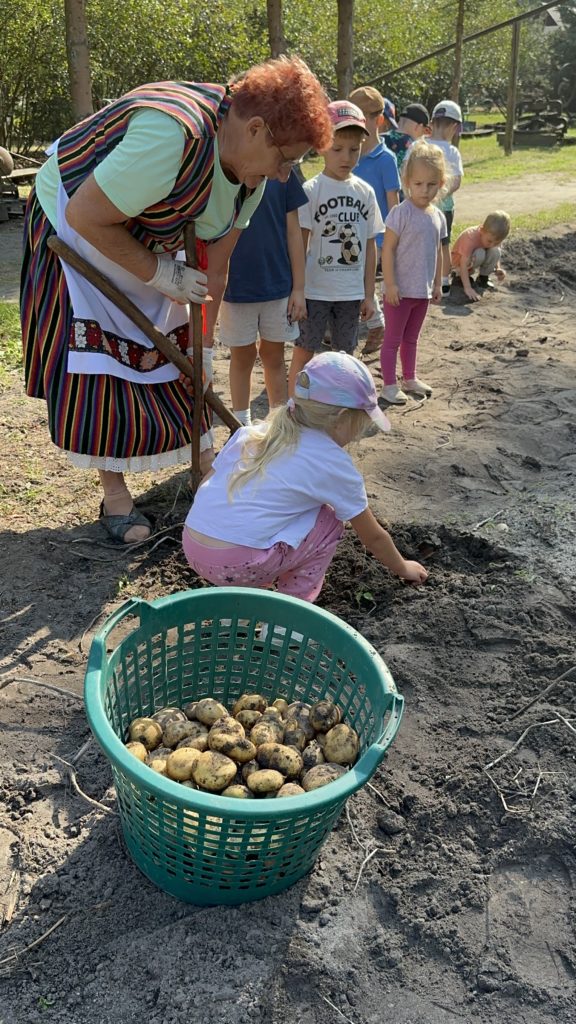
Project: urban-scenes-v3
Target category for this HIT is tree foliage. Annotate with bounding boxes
[0,0,556,151]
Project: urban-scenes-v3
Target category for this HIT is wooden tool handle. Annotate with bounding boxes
[184,223,204,486]
[46,235,240,433]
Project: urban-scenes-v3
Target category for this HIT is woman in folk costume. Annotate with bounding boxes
[21,57,331,542]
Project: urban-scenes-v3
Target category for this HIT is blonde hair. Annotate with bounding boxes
[402,140,447,195]
[227,395,370,498]
[482,210,511,240]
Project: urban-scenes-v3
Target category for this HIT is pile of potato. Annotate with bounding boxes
[124,694,360,799]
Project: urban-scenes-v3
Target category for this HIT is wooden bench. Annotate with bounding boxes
[8,167,40,182]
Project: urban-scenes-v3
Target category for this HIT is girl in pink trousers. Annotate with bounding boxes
[381,141,447,405]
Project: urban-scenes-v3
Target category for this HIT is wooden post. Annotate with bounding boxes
[504,21,521,156]
[450,0,465,102]
[64,0,94,121]
[267,0,287,57]
[336,0,355,98]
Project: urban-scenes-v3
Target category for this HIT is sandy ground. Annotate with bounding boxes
[454,170,576,222]
[1,211,576,1024]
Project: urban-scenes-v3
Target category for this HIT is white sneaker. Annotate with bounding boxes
[404,378,432,398]
[381,384,408,406]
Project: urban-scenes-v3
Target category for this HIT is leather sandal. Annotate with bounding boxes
[99,501,152,543]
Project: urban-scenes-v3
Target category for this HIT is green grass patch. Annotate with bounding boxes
[301,129,576,185]
[0,302,22,380]
[459,129,576,184]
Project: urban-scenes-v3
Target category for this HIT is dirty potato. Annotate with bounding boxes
[163,719,202,749]
[221,784,255,799]
[241,760,259,783]
[221,738,258,763]
[148,757,169,775]
[231,693,268,716]
[128,717,163,751]
[284,705,315,741]
[323,723,360,766]
[235,709,263,730]
[256,742,303,778]
[282,722,308,751]
[309,700,341,733]
[146,745,172,763]
[271,698,289,716]
[301,763,348,791]
[125,741,147,762]
[246,769,285,796]
[151,707,187,731]
[277,783,306,798]
[176,722,209,752]
[301,740,326,771]
[182,701,198,721]
[192,751,237,792]
[166,747,201,782]
[194,698,229,726]
[250,715,284,746]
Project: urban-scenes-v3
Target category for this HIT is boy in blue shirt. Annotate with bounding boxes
[218,174,308,424]
[349,86,401,354]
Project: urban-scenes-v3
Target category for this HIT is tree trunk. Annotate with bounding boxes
[336,0,355,98]
[267,0,287,58]
[64,0,94,122]
[450,0,465,102]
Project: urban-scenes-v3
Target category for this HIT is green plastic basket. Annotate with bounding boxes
[84,588,404,905]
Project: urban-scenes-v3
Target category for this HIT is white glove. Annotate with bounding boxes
[186,345,214,393]
[147,255,208,304]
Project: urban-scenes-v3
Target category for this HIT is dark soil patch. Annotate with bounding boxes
[1,225,576,1024]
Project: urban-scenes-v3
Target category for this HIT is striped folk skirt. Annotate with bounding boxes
[20,191,212,472]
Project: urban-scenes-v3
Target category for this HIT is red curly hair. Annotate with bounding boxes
[229,56,332,152]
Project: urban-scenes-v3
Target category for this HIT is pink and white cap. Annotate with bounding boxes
[294,351,391,432]
[327,100,369,136]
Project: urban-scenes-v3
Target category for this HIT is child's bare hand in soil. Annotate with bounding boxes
[465,286,480,302]
[399,560,429,585]
[495,267,506,282]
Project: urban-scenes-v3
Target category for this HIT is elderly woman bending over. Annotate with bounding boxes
[21,57,332,542]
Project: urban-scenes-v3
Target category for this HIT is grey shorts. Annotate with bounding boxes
[295,299,361,354]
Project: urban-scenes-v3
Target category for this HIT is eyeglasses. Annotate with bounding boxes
[265,122,304,169]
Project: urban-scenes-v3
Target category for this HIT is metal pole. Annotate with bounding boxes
[504,21,521,156]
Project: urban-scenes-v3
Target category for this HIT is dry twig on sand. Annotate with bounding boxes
[0,915,68,971]
[52,754,117,817]
[0,900,113,974]
[472,508,506,531]
[321,994,357,1024]
[484,714,575,813]
[507,664,576,722]
[0,675,82,701]
[345,802,393,891]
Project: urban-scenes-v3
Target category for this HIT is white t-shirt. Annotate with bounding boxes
[426,138,463,214]
[299,173,385,301]
[185,425,368,549]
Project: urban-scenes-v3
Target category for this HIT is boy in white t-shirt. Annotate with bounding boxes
[288,101,385,392]
[426,100,464,294]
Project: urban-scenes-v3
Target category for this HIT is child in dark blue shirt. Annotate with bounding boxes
[219,174,308,424]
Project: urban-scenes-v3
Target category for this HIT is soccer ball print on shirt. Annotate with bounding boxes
[300,173,385,301]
